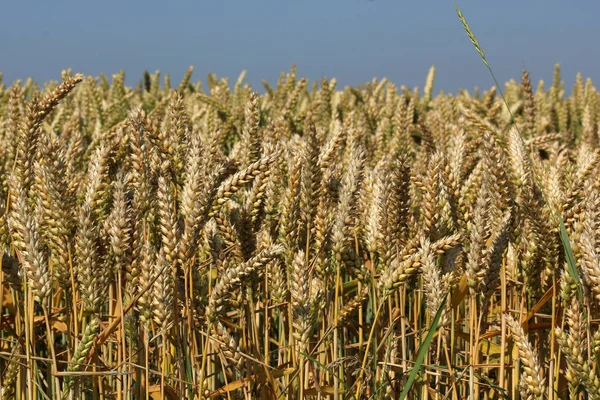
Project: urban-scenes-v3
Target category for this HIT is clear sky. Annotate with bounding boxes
[1,1,599,94]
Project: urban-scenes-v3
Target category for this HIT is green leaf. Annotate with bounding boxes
[398,292,448,400]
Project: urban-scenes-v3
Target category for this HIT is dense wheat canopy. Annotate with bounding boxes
[0,65,599,399]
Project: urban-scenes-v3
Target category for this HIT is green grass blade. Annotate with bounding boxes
[398,292,448,400]
[558,214,583,300]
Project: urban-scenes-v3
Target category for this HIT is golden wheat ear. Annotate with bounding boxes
[4,29,600,397]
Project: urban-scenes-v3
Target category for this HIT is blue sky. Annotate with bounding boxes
[1,1,599,94]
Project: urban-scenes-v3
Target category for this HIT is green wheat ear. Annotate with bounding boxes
[454,4,490,70]
[453,3,506,112]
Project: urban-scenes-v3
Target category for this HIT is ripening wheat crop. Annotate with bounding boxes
[0,64,599,399]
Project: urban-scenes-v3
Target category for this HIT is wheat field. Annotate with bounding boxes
[0,63,599,399]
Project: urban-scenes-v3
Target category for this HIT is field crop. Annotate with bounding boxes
[0,63,599,399]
